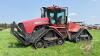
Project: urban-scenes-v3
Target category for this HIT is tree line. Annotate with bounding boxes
[0,23,11,29]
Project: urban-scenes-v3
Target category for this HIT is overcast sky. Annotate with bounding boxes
[0,0,100,24]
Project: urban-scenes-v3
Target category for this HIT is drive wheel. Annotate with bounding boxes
[35,41,44,48]
[57,39,64,45]
[75,37,80,42]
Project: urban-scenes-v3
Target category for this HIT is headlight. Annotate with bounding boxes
[14,28,17,31]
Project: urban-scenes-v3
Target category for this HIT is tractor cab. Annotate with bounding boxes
[41,6,68,26]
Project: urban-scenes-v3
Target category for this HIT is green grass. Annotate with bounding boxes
[0,29,100,56]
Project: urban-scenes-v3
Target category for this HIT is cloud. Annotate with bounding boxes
[69,13,78,16]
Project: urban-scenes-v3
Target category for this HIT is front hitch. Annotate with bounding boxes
[10,21,31,46]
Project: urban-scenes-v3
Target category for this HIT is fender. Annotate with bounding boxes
[68,22,81,32]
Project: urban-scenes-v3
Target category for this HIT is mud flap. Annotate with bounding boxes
[70,29,93,42]
[10,22,31,46]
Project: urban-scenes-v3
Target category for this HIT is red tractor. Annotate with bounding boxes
[11,6,92,48]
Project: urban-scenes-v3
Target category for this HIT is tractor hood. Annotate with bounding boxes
[20,17,49,24]
[19,18,49,33]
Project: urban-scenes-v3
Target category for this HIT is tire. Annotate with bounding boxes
[75,37,80,42]
[57,39,64,45]
[35,41,44,48]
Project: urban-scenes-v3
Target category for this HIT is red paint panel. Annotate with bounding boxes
[21,18,49,33]
[68,22,81,32]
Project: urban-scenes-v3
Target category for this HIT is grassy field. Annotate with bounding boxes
[0,29,100,56]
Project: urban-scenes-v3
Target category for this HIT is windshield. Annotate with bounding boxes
[49,13,55,24]
[57,12,65,24]
[48,11,65,24]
